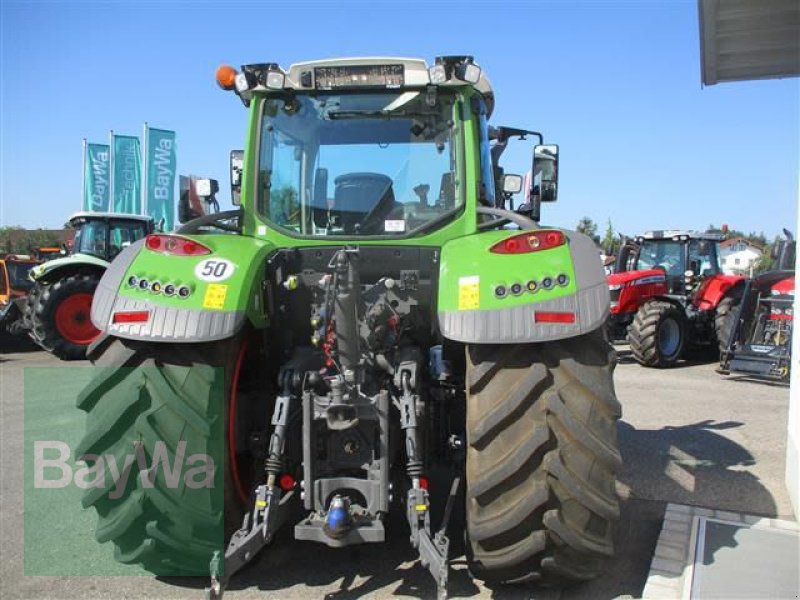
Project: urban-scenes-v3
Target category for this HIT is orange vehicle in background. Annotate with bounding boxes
[32,246,67,262]
[0,254,40,335]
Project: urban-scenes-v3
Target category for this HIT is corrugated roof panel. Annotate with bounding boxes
[699,0,800,85]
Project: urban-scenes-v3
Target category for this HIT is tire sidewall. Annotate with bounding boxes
[33,273,100,359]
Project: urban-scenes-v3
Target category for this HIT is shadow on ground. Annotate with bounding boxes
[0,332,39,358]
[148,411,778,598]
[618,418,777,517]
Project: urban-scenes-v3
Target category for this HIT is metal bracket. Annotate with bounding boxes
[206,380,296,599]
[419,529,450,600]
[204,485,289,600]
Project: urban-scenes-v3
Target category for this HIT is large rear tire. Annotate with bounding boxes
[466,327,621,584]
[30,274,101,360]
[627,300,685,367]
[75,336,260,574]
[715,296,738,355]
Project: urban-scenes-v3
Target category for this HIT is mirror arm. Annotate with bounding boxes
[177,209,242,234]
[476,206,538,230]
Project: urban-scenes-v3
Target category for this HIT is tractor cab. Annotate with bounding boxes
[618,230,724,295]
[69,212,153,261]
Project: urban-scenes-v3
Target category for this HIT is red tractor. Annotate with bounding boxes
[719,231,794,381]
[607,230,745,367]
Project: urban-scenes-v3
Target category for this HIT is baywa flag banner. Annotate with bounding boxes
[146,128,176,231]
[83,144,110,212]
[112,135,142,214]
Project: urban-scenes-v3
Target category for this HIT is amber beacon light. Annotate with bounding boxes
[216,65,238,90]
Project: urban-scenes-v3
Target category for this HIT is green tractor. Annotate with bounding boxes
[24,211,153,359]
[76,56,621,597]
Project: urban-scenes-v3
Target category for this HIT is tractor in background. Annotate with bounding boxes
[22,212,154,359]
[0,254,40,335]
[607,230,744,367]
[719,230,795,381]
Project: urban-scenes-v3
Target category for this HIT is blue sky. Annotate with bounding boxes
[1,0,797,238]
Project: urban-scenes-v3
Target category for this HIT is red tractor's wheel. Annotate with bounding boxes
[30,273,101,360]
[54,292,99,345]
[715,296,739,354]
[627,300,686,367]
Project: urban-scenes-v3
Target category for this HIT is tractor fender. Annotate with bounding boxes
[437,229,609,343]
[29,253,109,284]
[693,274,745,310]
[91,235,275,343]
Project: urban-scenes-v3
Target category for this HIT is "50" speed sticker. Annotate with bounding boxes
[195,258,236,282]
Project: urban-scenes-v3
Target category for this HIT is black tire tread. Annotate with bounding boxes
[466,328,621,585]
[715,296,738,354]
[627,300,685,367]
[30,273,100,360]
[76,337,234,575]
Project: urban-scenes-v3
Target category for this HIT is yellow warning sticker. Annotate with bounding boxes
[203,284,228,310]
[458,276,480,310]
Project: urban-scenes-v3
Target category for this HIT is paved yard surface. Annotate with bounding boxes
[0,337,792,599]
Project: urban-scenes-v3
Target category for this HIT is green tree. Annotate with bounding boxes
[576,217,598,241]
[601,219,616,253]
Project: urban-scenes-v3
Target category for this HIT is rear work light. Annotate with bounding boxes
[490,230,566,254]
[112,310,150,324]
[145,234,211,256]
[534,311,576,324]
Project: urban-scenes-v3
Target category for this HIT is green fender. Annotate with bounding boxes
[437,229,609,343]
[90,234,276,342]
[29,253,110,283]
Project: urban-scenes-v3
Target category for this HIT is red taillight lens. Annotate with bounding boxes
[534,311,576,324]
[490,230,566,254]
[419,476,429,491]
[112,310,150,324]
[145,234,211,256]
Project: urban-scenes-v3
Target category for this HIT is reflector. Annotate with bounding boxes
[113,311,150,324]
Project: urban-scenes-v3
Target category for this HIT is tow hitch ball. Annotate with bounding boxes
[323,495,352,538]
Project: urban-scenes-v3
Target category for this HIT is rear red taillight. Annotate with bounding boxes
[490,230,566,254]
[112,310,150,324]
[534,311,576,324]
[145,234,211,256]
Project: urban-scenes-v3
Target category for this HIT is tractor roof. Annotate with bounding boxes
[235,56,495,116]
[68,212,154,225]
[638,230,725,242]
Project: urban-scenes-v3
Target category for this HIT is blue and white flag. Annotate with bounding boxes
[111,134,141,214]
[83,143,110,211]
[145,127,177,231]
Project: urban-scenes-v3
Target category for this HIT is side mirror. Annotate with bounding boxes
[502,174,523,194]
[532,144,559,203]
[230,150,244,206]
